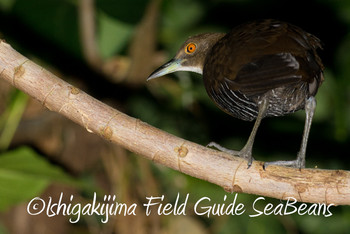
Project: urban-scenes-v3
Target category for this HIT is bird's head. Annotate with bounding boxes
[147,33,225,80]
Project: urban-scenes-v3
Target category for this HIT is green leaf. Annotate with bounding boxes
[0,0,16,11]
[0,147,78,211]
[97,10,134,58]
[160,0,205,54]
[0,90,28,151]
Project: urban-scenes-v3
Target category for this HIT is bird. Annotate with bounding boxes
[147,19,324,169]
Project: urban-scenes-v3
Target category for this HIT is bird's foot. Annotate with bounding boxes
[207,142,254,168]
[207,142,240,155]
[263,156,305,170]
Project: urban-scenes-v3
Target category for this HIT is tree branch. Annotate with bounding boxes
[0,41,349,205]
[78,0,103,70]
[78,0,163,85]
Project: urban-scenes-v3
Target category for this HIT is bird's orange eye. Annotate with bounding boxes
[185,43,196,54]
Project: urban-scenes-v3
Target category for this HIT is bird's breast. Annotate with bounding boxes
[205,80,309,121]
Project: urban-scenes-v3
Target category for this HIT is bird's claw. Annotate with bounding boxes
[263,157,305,170]
[207,142,254,168]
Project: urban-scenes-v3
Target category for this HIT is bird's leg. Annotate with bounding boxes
[264,96,316,169]
[208,99,268,168]
[238,99,268,167]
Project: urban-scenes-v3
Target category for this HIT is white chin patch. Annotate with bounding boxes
[178,66,203,75]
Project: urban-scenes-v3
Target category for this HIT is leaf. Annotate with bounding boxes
[0,0,16,11]
[0,147,78,211]
[0,90,28,151]
[97,10,134,58]
[160,0,204,54]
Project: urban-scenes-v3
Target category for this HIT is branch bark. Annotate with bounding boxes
[0,41,349,205]
[78,0,103,70]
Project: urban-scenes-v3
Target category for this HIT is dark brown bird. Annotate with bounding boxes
[147,19,324,168]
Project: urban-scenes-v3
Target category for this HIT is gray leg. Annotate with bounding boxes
[264,96,316,169]
[208,99,268,168]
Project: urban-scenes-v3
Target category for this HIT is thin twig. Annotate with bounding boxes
[78,0,103,70]
[0,41,349,205]
[78,0,162,85]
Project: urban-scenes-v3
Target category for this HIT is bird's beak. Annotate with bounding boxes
[147,58,182,81]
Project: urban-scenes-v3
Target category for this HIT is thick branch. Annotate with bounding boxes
[0,41,349,205]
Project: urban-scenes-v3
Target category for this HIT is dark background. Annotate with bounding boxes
[0,0,349,233]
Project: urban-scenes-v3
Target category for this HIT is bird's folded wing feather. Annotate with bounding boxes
[224,52,302,96]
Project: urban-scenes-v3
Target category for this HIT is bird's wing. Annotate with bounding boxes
[224,52,302,96]
[204,19,323,99]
